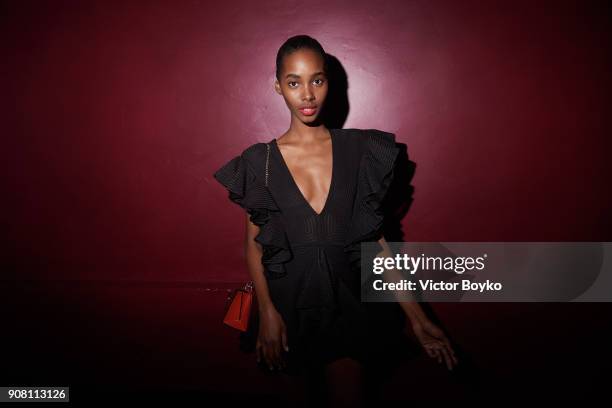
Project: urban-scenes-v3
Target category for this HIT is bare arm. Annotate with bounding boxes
[244,213,274,311]
[245,213,288,371]
[376,236,429,327]
[376,236,459,369]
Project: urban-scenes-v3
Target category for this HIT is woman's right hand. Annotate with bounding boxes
[256,305,289,371]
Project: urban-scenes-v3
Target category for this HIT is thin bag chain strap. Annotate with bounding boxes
[244,143,269,291]
[265,143,270,187]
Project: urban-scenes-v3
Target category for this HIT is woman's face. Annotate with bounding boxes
[274,48,328,123]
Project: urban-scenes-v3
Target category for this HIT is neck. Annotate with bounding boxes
[284,120,329,144]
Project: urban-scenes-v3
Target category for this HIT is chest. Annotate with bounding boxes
[266,135,362,218]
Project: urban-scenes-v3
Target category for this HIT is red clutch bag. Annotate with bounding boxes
[223,281,254,332]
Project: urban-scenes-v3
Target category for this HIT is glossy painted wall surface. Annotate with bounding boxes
[1,0,611,399]
[3,0,610,283]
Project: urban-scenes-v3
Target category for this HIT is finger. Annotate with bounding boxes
[262,345,270,369]
[441,339,458,364]
[279,332,288,369]
[434,347,442,364]
[446,344,458,365]
[281,329,289,352]
[422,342,434,357]
[274,341,285,370]
[439,346,453,370]
[427,345,439,360]
[263,344,275,371]
[256,338,262,363]
[270,341,282,370]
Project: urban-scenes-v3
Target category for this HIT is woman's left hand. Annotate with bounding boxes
[409,319,458,371]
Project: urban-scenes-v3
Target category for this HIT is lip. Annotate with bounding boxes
[298,106,318,116]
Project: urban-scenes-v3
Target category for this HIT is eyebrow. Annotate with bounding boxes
[285,71,326,79]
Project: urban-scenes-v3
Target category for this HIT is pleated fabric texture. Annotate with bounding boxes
[213,144,292,279]
[343,129,400,279]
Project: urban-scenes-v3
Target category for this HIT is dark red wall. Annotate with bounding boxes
[1,0,610,401]
[2,0,610,283]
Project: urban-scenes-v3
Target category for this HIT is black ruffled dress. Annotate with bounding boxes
[213,128,419,377]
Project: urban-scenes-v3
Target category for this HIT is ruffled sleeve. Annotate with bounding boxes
[213,147,292,279]
[343,129,400,272]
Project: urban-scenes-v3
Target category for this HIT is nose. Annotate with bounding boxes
[303,85,315,101]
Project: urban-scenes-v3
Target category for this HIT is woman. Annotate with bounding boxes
[214,35,458,406]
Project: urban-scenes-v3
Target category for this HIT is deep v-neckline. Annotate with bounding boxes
[272,129,335,217]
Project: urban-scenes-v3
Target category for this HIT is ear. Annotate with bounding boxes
[273,79,282,95]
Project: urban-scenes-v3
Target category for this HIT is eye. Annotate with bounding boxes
[313,78,326,86]
[288,81,298,88]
